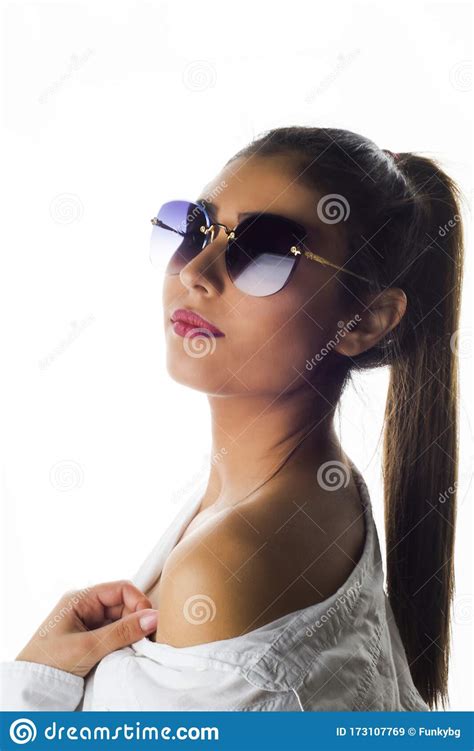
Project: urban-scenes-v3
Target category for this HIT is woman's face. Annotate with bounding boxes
[162,153,353,396]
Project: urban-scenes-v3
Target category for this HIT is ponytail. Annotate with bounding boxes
[382,154,465,708]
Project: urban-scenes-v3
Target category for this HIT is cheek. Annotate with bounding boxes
[232,282,341,393]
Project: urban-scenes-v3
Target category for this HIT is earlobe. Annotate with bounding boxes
[333,318,378,357]
[333,288,407,358]
[333,328,369,357]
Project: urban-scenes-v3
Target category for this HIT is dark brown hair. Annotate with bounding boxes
[228,127,465,709]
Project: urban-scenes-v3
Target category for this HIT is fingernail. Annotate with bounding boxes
[139,611,158,632]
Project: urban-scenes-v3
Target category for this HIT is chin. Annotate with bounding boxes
[165,351,225,395]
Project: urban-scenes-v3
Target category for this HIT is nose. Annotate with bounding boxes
[178,224,230,293]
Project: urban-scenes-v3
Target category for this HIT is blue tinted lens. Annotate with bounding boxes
[150,200,207,273]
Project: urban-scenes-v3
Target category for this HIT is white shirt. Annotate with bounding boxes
[0,459,429,711]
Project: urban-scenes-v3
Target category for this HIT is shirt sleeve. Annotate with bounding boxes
[0,661,84,711]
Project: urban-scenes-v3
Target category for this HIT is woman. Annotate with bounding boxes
[0,127,465,711]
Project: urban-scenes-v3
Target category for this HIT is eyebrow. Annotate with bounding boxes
[196,198,284,223]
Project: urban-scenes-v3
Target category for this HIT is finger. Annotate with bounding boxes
[87,609,158,662]
[104,596,152,621]
[104,595,153,621]
[72,581,152,628]
[103,604,124,621]
[89,580,151,611]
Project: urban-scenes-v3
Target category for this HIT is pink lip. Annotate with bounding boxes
[170,308,225,337]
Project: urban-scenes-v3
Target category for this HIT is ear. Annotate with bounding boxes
[334,288,407,357]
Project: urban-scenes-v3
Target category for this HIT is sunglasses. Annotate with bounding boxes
[149,199,372,297]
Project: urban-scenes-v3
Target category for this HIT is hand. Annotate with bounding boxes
[15,580,158,678]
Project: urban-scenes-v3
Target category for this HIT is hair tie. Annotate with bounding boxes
[385,149,401,162]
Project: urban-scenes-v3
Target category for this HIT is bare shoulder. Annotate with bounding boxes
[153,474,365,647]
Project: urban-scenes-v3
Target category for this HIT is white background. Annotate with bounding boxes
[0,0,472,710]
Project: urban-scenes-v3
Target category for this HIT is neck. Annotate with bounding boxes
[201,382,345,509]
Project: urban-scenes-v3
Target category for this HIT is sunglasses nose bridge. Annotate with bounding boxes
[200,222,236,246]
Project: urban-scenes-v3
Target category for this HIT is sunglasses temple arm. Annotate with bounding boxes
[151,218,186,237]
[303,250,372,284]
